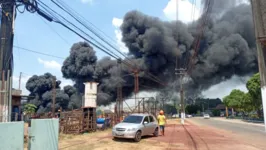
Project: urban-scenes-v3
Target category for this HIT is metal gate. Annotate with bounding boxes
[28,119,59,150]
[0,121,24,150]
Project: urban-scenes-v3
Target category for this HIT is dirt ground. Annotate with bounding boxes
[58,119,180,150]
[57,118,266,150]
[23,118,265,150]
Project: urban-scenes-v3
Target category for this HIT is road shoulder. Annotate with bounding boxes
[211,117,264,127]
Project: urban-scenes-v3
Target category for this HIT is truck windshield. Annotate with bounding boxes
[122,115,143,124]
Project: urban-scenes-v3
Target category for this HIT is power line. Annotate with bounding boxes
[186,0,213,73]
[18,0,167,87]
[52,0,131,60]
[36,0,135,69]
[13,46,65,59]
[50,0,166,85]
[39,17,71,46]
[39,1,166,86]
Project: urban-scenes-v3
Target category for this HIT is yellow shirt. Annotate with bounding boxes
[157,115,166,125]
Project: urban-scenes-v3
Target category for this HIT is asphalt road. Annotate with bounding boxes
[189,117,266,145]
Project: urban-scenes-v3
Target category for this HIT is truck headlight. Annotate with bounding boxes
[127,128,137,131]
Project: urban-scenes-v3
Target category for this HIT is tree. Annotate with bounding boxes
[241,92,253,113]
[23,104,37,115]
[185,104,200,114]
[223,95,230,117]
[246,73,262,117]
[227,89,245,111]
[212,109,221,116]
[223,89,246,117]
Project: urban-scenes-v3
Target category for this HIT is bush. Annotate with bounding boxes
[212,109,221,116]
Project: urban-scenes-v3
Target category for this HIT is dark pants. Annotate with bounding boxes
[159,125,165,132]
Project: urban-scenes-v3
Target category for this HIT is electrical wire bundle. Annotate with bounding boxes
[15,0,166,87]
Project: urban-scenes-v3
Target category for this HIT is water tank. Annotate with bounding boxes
[96,118,105,124]
[84,82,98,108]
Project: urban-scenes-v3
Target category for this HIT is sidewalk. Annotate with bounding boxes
[149,120,264,150]
[211,117,264,127]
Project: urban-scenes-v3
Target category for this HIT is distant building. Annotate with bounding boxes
[11,89,22,121]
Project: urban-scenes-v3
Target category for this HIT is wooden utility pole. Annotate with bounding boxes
[52,78,56,117]
[19,72,22,90]
[134,70,139,113]
[250,0,266,131]
[0,0,15,122]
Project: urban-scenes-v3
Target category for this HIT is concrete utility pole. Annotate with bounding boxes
[52,78,56,117]
[250,0,266,132]
[0,0,15,122]
[116,59,123,121]
[134,70,139,112]
[176,68,186,124]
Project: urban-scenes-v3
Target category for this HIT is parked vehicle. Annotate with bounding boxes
[186,114,192,118]
[112,113,159,142]
[203,114,210,119]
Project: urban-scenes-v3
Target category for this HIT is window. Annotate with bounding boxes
[122,115,143,124]
[149,116,154,122]
[143,116,149,123]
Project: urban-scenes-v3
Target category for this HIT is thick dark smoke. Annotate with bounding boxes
[26,73,81,113]
[61,2,257,106]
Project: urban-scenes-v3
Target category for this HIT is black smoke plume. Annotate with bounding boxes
[61,2,258,106]
[26,73,81,113]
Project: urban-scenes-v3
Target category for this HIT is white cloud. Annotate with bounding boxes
[81,0,93,4]
[112,17,128,53]
[201,75,250,99]
[37,58,61,70]
[163,0,200,23]
[236,0,250,5]
[58,77,74,88]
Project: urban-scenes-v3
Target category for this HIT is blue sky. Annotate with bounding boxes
[12,0,248,100]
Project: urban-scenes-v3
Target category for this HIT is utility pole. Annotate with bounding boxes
[161,98,166,112]
[18,72,22,90]
[142,98,145,113]
[0,0,15,122]
[116,59,123,121]
[176,68,186,124]
[134,70,139,113]
[250,0,266,132]
[52,78,56,117]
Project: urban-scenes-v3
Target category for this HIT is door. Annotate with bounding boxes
[142,116,150,135]
[29,119,59,150]
[148,116,157,134]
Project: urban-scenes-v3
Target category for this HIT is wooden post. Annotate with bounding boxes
[52,78,56,117]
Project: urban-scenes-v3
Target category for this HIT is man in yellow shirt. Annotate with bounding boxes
[157,110,166,136]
